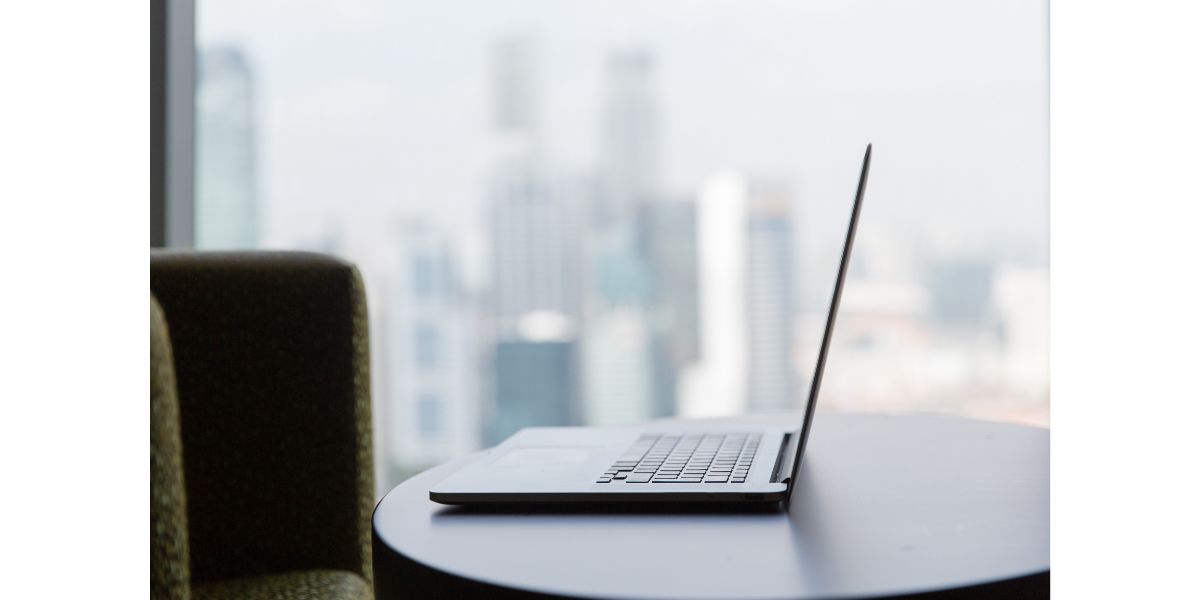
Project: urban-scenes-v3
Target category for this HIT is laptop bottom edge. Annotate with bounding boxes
[430,488,787,505]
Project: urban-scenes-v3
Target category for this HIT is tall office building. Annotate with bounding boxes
[384,222,480,472]
[490,36,541,172]
[744,182,797,411]
[488,35,580,327]
[489,178,580,325]
[682,174,749,416]
[580,49,671,423]
[597,50,661,229]
[681,174,797,415]
[486,36,582,438]
[642,200,701,369]
[638,199,701,417]
[195,46,257,248]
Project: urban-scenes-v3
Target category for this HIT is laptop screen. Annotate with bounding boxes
[785,144,872,499]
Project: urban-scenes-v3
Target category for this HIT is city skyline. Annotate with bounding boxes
[194,0,1050,487]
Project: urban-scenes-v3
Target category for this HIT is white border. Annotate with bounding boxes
[4,1,1200,597]
[0,2,146,598]
[1052,0,1200,596]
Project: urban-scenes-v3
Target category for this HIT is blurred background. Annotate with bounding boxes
[194,0,1048,493]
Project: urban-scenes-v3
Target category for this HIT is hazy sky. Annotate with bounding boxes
[199,0,1047,278]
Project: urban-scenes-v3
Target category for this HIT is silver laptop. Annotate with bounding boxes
[431,145,872,505]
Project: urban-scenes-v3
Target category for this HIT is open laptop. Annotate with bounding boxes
[431,144,872,505]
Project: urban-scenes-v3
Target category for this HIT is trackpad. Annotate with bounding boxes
[494,447,600,467]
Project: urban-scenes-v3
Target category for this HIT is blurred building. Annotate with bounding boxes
[597,49,660,229]
[384,222,480,472]
[580,49,672,424]
[745,182,797,411]
[490,36,541,171]
[929,257,996,331]
[487,337,577,446]
[195,46,257,248]
[682,174,748,416]
[642,202,700,363]
[642,200,701,416]
[682,174,797,415]
[489,177,580,324]
[581,225,658,424]
[487,36,582,437]
[488,35,579,325]
[582,309,655,425]
[990,265,1049,399]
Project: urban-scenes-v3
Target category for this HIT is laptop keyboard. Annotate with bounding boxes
[596,433,762,484]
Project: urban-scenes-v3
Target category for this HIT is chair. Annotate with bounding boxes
[151,251,374,600]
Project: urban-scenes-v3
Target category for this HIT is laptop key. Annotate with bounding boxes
[626,473,653,483]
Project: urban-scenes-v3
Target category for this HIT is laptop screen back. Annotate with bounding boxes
[785,144,872,499]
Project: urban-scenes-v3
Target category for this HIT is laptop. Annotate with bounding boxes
[430,144,872,505]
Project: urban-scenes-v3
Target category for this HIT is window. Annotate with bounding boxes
[410,254,438,300]
[414,324,440,369]
[416,392,441,439]
[196,0,1049,493]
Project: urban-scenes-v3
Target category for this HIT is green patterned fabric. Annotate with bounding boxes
[150,251,374,600]
[152,297,192,600]
[192,570,371,600]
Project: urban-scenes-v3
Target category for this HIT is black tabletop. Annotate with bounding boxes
[373,412,1049,600]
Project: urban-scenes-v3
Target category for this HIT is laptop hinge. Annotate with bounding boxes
[771,433,799,483]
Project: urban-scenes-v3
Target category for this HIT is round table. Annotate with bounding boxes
[373,412,1049,599]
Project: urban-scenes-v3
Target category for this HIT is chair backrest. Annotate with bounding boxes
[150,251,374,585]
[151,296,191,600]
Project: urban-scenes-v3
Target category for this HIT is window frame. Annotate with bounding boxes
[151,0,196,248]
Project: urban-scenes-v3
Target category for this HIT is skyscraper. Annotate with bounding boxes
[682,174,797,415]
[744,182,797,411]
[580,49,672,424]
[598,50,661,229]
[195,46,257,248]
[682,173,750,416]
[642,200,701,369]
[490,36,541,171]
[488,36,580,327]
[489,178,579,325]
[486,36,582,436]
[642,199,701,417]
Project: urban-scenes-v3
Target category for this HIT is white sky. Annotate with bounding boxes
[199,0,1048,283]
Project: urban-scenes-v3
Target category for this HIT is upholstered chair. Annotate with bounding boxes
[150,251,374,600]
